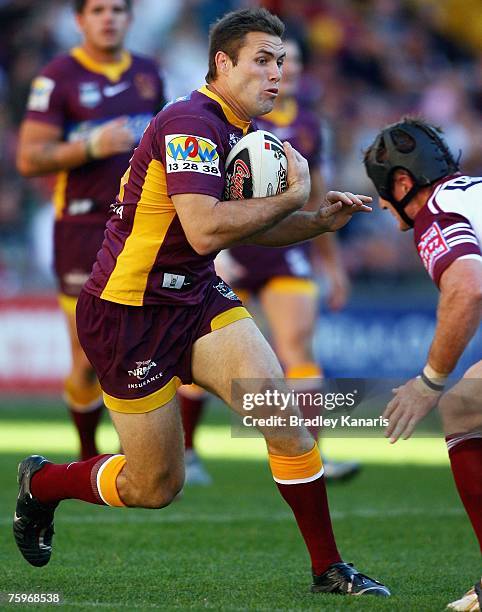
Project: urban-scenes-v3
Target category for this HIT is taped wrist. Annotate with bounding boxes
[419,364,448,393]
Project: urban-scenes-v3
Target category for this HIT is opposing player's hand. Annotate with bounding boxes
[316,191,372,232]
[87,117,136,159]
[283,142,310,209]
[383,377,442,443]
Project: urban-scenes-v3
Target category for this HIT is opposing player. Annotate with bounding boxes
[179,35,358,484]
[14,8,389,598]
[364,117,482,611]
[16,0,164,459]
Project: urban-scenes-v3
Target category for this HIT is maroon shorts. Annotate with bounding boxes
[229,243,313,294]
[76,279,251,413]
[54,220,106,296]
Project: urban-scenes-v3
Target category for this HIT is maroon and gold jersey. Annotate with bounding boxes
[84,86,254,306]
[25,47,164,223]
[229,99,323,289]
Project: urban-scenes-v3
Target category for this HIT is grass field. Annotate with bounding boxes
[0,398,478,611]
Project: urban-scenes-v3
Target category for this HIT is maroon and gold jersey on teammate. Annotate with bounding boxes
[84,86,254,306]
[25,47,164,223]
[229,98,323,291]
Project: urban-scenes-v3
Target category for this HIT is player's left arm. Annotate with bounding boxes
[241,190,372,247]
[384,257,482,443]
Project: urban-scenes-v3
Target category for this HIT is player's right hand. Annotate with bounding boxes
[87,117,136,159]
[283,141,310,209]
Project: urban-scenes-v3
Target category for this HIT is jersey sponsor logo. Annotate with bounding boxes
[417,222,450,277]
[127,359,163,389]
[79,82,102,108]
[103,81,130,97]
[161,273,192,290]
[27,76,55,112]
[165,134,220,175]
[128,359,157,380]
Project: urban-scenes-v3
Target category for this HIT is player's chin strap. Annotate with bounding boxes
[387,185,420,228]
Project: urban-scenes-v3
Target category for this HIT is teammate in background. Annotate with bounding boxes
[14,8,390,598]
[364,117,482,611]
[179,35,358,484]
[16,0,164,460]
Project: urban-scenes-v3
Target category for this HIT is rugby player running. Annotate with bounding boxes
[13,7,389,598]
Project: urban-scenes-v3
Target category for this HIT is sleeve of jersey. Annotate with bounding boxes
[416,212,482,287]
[158,116,225,200]
[24,64,65,127]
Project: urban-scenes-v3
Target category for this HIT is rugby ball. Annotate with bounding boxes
[225,130,288,200]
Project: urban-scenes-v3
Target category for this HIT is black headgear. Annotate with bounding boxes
[364,120,459,227]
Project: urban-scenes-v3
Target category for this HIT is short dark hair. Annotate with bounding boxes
[206,8,285,83]
[73,0,132,14]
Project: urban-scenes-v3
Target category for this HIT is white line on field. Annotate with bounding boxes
[0,506,464,526]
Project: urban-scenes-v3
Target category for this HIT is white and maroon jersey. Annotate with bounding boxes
[414,175,482,287]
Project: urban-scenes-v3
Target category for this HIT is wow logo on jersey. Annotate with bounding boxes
[165,134,220,175]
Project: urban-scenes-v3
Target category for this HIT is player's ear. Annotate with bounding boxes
[399,170,414,193]
[215,51,231,76]
[74,12,84,34]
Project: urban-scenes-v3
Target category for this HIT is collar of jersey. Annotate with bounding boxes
[71,47,132,82]
[263,97,298,127]
[198,85,251,134]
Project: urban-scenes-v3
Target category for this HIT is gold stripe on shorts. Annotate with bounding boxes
[210,306,251,332]
[104,376,182,414]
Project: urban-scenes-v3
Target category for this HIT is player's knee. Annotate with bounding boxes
[128,470,184,509]
[439,386,482,434]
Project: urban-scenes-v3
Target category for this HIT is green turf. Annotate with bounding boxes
[0,399,479,611]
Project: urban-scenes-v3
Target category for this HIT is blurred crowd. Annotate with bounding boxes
[0,0,481,295]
